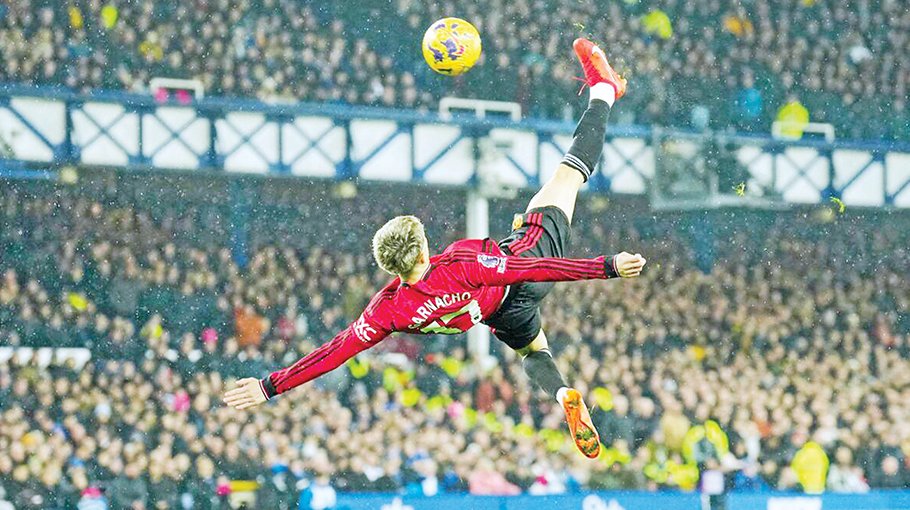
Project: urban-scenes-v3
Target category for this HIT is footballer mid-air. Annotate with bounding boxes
[225,38,646,459]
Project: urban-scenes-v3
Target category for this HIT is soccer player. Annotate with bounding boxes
[224,39,645,459]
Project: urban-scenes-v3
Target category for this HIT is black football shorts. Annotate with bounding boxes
[483,205,571,350]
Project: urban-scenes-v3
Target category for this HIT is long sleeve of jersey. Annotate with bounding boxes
[260,314,389,398]
[463,252,619,287]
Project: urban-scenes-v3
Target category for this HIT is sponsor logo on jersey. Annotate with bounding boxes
[353,316,378,343]
[477,253,507,273]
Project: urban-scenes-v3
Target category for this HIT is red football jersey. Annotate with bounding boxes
[260,238,617,398]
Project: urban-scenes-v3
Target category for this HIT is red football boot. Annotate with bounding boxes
[572,38,627,99]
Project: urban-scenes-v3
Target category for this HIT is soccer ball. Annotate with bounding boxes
[422,17,482,76]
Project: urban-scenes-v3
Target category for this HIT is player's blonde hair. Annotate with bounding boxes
[372,215,427,276]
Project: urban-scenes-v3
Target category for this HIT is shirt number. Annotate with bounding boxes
[419,300,482,334]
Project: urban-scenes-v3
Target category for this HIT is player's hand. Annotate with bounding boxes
[614,252,646,278]
[223,377,268,410]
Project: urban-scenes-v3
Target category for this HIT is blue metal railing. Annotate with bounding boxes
[1,84,909,207]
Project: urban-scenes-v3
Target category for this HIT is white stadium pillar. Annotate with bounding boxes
[440,97,521,367]
[465,189,491,362]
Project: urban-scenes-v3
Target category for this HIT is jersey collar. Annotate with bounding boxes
[400,264,433,288]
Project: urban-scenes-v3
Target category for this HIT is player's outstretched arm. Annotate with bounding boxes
[223,314,389,410]
[463,251,646,287]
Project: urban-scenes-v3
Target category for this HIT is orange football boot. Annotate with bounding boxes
[572,38,627,99]
[561,388,601,458]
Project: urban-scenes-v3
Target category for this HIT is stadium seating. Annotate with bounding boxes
[1,172,908,507]
[0,0,908,139]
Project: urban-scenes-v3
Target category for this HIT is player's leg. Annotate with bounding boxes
[525,38,627,224]
[488,38,626,459]
[517,329,601,459]
[525,165,585,224]
[515,330,566,396]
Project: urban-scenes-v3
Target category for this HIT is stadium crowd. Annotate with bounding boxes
[0,173,909,508]
[0,0,909,140]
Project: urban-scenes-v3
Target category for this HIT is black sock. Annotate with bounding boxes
[561,100,611,182]
[522,348,567,399]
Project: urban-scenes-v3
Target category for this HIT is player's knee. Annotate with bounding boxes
[516,330,549,358]
[526,166,582,222]
[555,163,586,183]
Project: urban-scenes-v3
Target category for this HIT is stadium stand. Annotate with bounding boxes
[1,172,908,507]
[0,0,908,139]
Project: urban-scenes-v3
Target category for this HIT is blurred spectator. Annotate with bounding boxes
[732,462,770,492]
[235,305,267,348]
[867,454,908,489]
[299,475,336,510]
[468,459,521,495]
[827,447,870,493]
[791,441,829,494]
[775,94,811,138]
[641,10,673,40]
[108,463,146,509]
[598,394,634,447]
[733,71,764,130]
[76,487,108,510]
